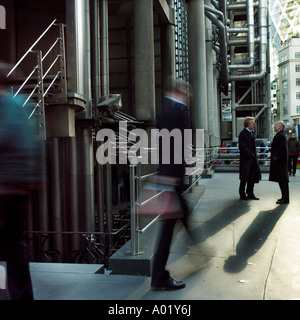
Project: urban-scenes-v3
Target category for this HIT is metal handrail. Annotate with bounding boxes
[181,174,202,196]
[13,66,38,98]
[129,161,203,255]
[7,19,58,78]
[44,70,62,97]
[26,222,130,237]
[139,190,165,208]
[42,38,61,61]
[22,82,40,108]
[207,146,271,167]
[43,55,61,81]
[137,215,160,234]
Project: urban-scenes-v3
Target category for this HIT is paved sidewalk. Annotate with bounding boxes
[28,172,300,300]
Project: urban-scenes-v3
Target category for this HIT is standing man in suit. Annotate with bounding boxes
[238,116,261,200]
[269,121,289,204]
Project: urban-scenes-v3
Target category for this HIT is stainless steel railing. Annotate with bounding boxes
[206,146,271,170]
[6,19,67,139]
[128,162,202,255]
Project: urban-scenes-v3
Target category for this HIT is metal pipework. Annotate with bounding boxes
[205,4,225,22]
[91,0,101,105]
[66,0,91,107]
[228,36,260,46]
[229,0,268,81]
[204,6,229,92]
[101,0,109,97]
[228,0,255,70]
[227,0,258,11]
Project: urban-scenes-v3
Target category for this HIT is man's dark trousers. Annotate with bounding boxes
[239,180,255,197]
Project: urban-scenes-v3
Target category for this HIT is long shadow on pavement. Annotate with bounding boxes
[223,204,288,273]
[186,200,251,244]
[161,200,252,279]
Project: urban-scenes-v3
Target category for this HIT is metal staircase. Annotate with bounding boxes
[6,19,67,140]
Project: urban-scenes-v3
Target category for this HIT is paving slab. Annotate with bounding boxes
[8,172,300,301]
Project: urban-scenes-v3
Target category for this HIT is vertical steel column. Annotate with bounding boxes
[66,0,91,104]
[38,140,49,234]
[50,138,64,255]
[266,5,273,141]
[101,0,113,237]
[82,128,95,233]
[105,163,113,234]
[133,0,156,121]
[91,0,105,236]
[91,0,101,105]
[81,1,94,233]
[67,137,80,250]
[161,14,176,118]
[161,0,176,81]
[229,8,237,140]
[231,82,237,140]
[161,23,176,78]
[188,0,208,143]
[205,0,215,147]
[101,0,109,98]
[66,0,94,236]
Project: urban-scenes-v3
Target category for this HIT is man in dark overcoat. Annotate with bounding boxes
[238,116,261,200]
[269,121,289,204]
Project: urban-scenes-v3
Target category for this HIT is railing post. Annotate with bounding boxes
[189,175,193,192]
[58,23,67,103]
[35,50,46,140]
[136,162,142,242]
[129,164,138,255]
[128,163,144,255]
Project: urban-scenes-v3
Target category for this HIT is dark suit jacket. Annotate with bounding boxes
[157,96,190,179]
[238,128,261,182]
[269,130,289,183]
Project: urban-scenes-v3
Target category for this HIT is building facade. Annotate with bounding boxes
[269,0,300,80]
[278,36,300,129]
[0,0,271,261]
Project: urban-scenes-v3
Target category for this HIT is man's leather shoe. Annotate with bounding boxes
[248,195,259,200]
[240,195,249,200]
[276,199,289,204]
[151,278,185,291]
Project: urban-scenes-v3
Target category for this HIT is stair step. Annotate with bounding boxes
[32,92,54,98]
